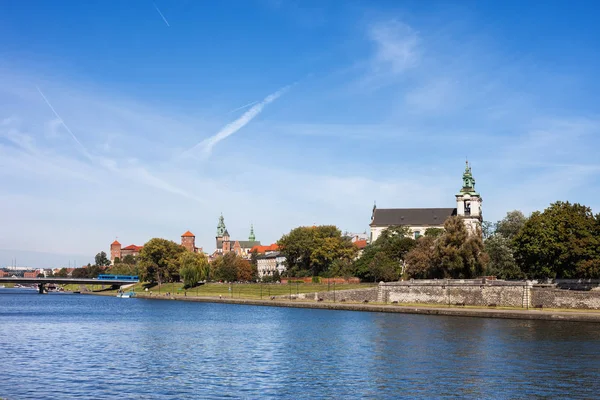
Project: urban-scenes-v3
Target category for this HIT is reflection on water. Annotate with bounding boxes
[1,288,599,399]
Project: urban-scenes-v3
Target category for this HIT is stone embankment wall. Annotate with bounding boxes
[531,287,600,310]
[280,287,379,302]
[278,279,600,310]
[378,280,529,308]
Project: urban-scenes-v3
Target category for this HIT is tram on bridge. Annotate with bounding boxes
[97,274,139,281]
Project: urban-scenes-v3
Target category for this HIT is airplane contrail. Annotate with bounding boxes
[227,100,259,114]
[153,3,170,26]
[183,84,294,158]
[36,86,91,157]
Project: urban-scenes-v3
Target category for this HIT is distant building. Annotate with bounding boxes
[110,230,203,264]
[213,215,261,259]
[0,270,9,277]
[257,252,287,279]
[250,243,279,254]
[370,161,482,242]
[23,271,40,278]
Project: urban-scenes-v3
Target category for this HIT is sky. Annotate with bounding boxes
[1,0,600,268]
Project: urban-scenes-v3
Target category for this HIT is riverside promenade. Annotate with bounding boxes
[87,292,600,323]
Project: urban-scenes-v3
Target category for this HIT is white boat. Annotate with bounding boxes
[0,285,5,289]
[117,291,135,298]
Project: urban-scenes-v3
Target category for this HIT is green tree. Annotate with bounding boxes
[424,227,444,238]
[55,268,68,277]
[405,236,437,279]
[137,238,186,284]
[278,225,356,277]
[210,253,237,282]
[71,268,88,278]
[113,257,121,264]
[368,252,400,282]
[435,216,488,278]
[179,252,209,288]
[405,217,488,279]
[250,249,258,267]
[353,226,415,281]
[95,251,111,267]
[513,202,600,279]
[122,254,136,265]
[484,235,523,279]
[496,210,527,240]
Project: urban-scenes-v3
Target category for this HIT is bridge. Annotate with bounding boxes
[0,277,139,294]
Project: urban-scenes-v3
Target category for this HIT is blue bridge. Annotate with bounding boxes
[0,275,139,294]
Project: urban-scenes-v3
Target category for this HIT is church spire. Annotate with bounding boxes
[459,160,478,195]
[216,213,226,237]
[249,224,256,241]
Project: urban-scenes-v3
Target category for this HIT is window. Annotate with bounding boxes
[414,231,421,239]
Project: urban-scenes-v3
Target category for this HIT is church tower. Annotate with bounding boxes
[456,161,482,235]
[248,224,256,241]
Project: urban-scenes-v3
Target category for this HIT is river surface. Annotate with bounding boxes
[1,289,600,399]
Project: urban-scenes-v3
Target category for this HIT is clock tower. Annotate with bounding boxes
[456,161,482,235]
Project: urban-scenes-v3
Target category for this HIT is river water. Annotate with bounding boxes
[1,289,599,399]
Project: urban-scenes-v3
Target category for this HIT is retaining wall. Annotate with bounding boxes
[378,280,529,307]
[531,287,600,310]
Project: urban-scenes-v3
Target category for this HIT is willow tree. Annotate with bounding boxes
[179,252,209,288]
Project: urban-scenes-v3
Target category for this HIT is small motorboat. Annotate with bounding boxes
[117,291,136,298]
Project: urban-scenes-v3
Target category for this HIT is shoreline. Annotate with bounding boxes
[83,292,600,323]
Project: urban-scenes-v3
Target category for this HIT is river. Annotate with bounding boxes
[1,288,599,399]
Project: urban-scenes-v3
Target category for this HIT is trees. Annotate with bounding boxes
[277,225,357,277]
[513,202,600,279]
[353,226,416,281]
[495,210,527,240]
[137,238,186,284]
[484,235,523,279]
[434,216,488,279]
[210,252,251,282]
[95,251,111,267]
[179,252,209,288]
[404,216,488,279]
[483,210,527,279]
[404,236,437,279]
[122,254,136,265]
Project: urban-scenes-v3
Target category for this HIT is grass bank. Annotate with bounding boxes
[62,281,376,299]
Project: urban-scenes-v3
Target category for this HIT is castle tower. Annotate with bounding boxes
[456,161,483,235]
[216,214,227,251]
[249,224,256,241]
[222,229,231,253]
[110,240,121,264]
[181,231,196,252]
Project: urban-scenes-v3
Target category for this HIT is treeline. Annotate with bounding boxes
[276,201,599,281]
[134,238,257,287]
[486,201,600,279]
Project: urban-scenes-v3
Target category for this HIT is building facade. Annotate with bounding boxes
[257,252,287,279]
[370,162,482,242]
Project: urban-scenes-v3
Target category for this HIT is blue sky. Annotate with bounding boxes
[1,0,600,268]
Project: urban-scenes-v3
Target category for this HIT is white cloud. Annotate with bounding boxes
[184,84,294,157]
[368,20,420,75]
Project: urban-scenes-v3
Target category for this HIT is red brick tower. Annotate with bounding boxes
[181,231,196,252]
[110,240,122,263]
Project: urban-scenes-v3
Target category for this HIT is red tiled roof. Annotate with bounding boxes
[354,240,368,249]
[181,231,195,237]
[251,243,279,253]
[122,244,143,251]
[111,240,121,245]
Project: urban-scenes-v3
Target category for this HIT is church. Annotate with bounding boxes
[370,162,482,242]
[212,214,261,259]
